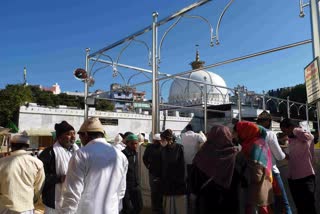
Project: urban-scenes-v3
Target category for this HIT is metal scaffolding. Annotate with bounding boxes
[77,0,320,135]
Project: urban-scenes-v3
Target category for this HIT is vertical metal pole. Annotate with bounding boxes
[306,102,309,122]
[262,91,266,110]
[237,89,242,121]
[310,0,320,57]
[287,96,290,118]
[310,0,320,131]
[316,102,320,131]
[84,48,90,120]
[204,84,208,133]
[152,12,159,135]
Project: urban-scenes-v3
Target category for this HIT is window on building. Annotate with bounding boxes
[99,118,119,126]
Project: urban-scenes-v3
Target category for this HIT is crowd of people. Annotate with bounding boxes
[0,111,318,214]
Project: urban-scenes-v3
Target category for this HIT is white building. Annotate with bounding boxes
[18,51,266,147]
[18,104,194,148]
[169,70,229,106]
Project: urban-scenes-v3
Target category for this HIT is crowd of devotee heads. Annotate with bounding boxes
[0,111,318,214]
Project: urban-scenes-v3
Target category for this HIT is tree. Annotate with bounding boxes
[267,84,307,103]
[57,93,83,108]
[95,99,114,111]
[37,91,55,106]
[0,84,115,128]
[0,84,33,127]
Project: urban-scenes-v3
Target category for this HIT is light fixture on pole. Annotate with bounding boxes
[73,67,91,120]
[73,49,92,120]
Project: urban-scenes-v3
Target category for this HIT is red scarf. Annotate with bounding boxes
[236,121,273,182]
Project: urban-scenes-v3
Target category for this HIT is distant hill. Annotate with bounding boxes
[266,83,317,121]
[267,83,307,103]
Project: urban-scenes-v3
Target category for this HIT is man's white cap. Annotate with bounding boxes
[153,133,161,141]
[137,133,144,142]
[114,134,123,144]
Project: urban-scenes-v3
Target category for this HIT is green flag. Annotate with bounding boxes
[6,121,19,133]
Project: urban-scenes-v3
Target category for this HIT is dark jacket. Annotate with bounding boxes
[190,152,247,214]
[122,147,140,190]
[38,146,61,209]
[143,143,162,177]
[122,147,143,214]
[160,143,187,195]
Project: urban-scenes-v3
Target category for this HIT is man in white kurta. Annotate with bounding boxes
[181,124,206,214]
[257,111,292,214]
[61,117,128,214]
[0,134,45,214]
[113,133,126,151]
[181,124,206,166]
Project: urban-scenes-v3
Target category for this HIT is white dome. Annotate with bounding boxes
[168,70,229,105]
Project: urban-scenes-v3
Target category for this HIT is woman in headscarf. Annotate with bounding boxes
[234,121,273,214]
[190,125,240,214]
[160,129,187,214]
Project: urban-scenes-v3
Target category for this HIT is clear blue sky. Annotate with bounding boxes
[0,0,315,100]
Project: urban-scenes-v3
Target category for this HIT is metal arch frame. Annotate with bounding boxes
[86,0,213,134]
[289,102,299,115]
[166,79,185,103]
[159,79,172,103]
[88,0,212,58]
[89,38,312,103]
[251,94,264,109]
[259,94,318,121]
[267,98,281,112]
[156,39,312,83]
[86,37,314,127]
[299,0,310,18]
[89,53,114,75]
[88,39,312,95]
[297,103,306,116]
[89,38,152,95]
[115,38,152,71]
[89,55,115,82]
[158,14,214,64]
[112,67,130,86]
[312,104,319,130]
[215,0,234,45]
[156,2,232,125]
[234,88,242,121]
[127,71,152,85]
[266,98,280,112]
[222,90,231,103]
[81,0,320,133]
[158,0,234,62]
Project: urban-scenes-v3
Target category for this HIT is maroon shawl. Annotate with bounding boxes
[193,125,237,189]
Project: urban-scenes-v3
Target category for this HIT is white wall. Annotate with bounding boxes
[19,106,193,140]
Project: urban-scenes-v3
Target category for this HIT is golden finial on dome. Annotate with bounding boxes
[190,44,205,69]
